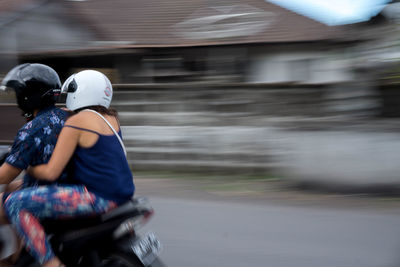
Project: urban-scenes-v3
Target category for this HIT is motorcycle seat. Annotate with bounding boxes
[41,197,147,235]
[101,196,148,221]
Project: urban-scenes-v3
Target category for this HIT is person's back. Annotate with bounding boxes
[60,70,134,204]
[65,110,134,204]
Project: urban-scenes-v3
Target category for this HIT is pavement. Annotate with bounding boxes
[134,175,400,213]
[137,177,400,267]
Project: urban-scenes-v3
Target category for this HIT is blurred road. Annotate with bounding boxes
[142,196,400,267]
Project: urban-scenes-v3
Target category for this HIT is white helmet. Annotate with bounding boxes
[61,70,113,111]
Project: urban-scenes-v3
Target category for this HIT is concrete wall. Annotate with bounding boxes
[108,83,400,190]
[107,83,386,179]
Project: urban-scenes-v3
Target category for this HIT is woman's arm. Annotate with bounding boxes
[30,121,81,181]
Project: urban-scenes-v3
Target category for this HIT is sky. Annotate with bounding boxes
[267,0,391,25]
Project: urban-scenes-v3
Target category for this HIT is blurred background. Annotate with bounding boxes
[2,1,400,266]
[1,0,399,190]
[1,0,400,188]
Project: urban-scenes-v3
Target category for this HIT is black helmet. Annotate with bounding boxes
[0,63,61,118]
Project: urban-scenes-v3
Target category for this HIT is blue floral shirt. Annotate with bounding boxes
[6,106,69,187]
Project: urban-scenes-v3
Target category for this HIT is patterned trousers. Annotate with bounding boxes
[3,185,116,265]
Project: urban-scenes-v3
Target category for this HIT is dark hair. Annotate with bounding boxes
[75,105,119,120]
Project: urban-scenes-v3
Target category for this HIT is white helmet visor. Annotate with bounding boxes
[61,75,77,94]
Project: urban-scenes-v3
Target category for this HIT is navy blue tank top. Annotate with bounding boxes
[65,125,134,205]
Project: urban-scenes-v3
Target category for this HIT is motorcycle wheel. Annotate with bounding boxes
[100,252,142,267]
[100,252,166,267]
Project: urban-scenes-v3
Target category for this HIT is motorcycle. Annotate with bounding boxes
[0,146,164,266]
[14,197,163,267]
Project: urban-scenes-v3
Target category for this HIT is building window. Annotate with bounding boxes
[289,59,311,83]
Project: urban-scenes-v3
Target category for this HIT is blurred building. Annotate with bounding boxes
[1,1,399,84]
[1,0,399,118]
[0,0,376,84]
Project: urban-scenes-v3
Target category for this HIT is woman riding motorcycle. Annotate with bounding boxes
[3,70,135,267]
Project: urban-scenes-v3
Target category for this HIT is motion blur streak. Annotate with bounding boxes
[1,0,400,266]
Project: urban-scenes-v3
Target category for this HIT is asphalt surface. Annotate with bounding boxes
[136,178,400,267]
[1,177,400,267]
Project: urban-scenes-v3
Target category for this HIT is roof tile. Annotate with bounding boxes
[63,0,349,47]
